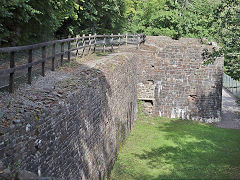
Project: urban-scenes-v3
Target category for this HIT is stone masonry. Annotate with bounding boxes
[0,36,224,179]
[0,53,137,179]
[137,36,224,123]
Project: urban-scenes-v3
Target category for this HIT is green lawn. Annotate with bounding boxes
[111,105,240,179]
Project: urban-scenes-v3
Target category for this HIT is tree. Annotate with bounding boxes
[213,0,240,80]
[56,0,126,37]
[124,0,217,39]
[0,0,79,46]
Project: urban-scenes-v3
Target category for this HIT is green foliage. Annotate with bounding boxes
[0,0,81,46]
[56,0,126,37]
[212,0,240,80]
[111,104,240,179]
[0,0,125,45]
[0,0,39,45]
[202,47,224,65]
[124,0,217,39]
[175,0,217,39]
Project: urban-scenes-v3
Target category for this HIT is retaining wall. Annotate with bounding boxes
[0,53,137,179]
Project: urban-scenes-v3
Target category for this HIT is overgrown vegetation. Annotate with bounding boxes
[124,0,217,40]
[0,0,239,79]
[214,0,240,80]
[0,0,125,46]
[111,103,240,179]
[0,0,80,45]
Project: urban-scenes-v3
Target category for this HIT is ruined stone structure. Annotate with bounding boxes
[0,36,223,179]
[137,36,224,122]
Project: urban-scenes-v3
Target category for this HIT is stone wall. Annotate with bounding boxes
[137,36,224,123]
[0,53,137,179]
[0,36,224,179]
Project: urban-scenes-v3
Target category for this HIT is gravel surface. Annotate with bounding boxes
[216,88,240,129]
[0,46,138,130]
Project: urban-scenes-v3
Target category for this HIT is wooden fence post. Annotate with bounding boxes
[41,46,46,77]
[9,52,15,93]
[111,33,114,52]
[229,75,230,88]
[126,33,128,46]
[118,33,121,48]
[236,81,238,95]
[61,42,64,66]
[52,43,56,71]
[68,35,71,61]
[82,34,85,57]
[76,35,79,56]
[88,34,92,55]
[94,33,97,53]
[137,34,140,49]
[27,49,33,84]
[103,34,106,54]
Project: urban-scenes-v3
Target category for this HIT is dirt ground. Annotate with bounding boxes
[216,88,240,129]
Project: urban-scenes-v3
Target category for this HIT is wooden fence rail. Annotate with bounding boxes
[0,33,146,93]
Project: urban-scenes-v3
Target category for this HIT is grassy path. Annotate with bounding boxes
[111,105,240,179]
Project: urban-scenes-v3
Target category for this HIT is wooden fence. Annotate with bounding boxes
[0,33,146,93]
[223,73,240,98]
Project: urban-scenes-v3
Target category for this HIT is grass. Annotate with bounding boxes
[111,104,240,179]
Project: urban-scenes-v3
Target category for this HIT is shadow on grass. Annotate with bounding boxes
[134,119,240,179]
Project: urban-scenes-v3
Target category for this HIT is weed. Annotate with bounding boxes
[33,110,41,122]
[7,99,11,108]
[96,52,110,56]
[236,95,240,105]
[35,125,39,136]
